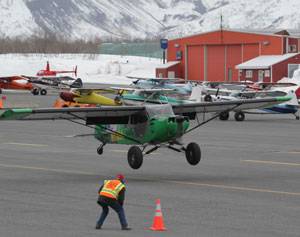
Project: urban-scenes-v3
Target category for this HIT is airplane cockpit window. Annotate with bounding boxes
[145,104,174,118]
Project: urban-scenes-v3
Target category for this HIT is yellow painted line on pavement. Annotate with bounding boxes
[0,163,94,176]
[0,163,299,196]
[242,159,300,166]
[3,142,48,147]
[167,180,300,196]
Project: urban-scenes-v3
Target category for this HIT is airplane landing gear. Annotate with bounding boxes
[234,111,245,121]
[97,143,105,155]
[185,142,201,165]
[32,88,39,95]
[40,89,47,95]
[125,142,201,170]
[127,146,143,169]
[219,111,229,121]
[31,88,47,96]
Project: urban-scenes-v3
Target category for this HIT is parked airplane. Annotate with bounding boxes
[129,77,193,95]
[24,76,83,95]
[0,76,33,94]
[0,96,290,169]
[60,86,206,107]
[37,61,77,77]
[214,90,299,120]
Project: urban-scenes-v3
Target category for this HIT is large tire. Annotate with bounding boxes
[204,94,212,102]
[127,146,143,169]
[0,88,2,94]
[40,89,47,95]
[32,88,39,95]
[185,142,201,166]
[219,111,229,121]
[234,111,245,121]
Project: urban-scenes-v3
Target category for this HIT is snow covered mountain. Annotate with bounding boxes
[1,0,300,40]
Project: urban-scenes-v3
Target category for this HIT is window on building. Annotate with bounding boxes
[264,70,270,77]
[288,45,297,53]
[245,70,253,78]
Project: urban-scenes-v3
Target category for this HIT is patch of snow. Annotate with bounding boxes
[0,54,162,85]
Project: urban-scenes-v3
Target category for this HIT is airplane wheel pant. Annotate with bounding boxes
[127,146,143,169]
[185,142,201,165]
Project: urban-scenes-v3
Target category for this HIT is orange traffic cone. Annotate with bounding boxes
[149,199,167,231]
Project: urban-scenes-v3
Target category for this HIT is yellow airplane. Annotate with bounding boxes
[60,88,122,106]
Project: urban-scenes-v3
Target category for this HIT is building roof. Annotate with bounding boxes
[169,28,300,41]
[156,61,180,69]
[236,53,300,70]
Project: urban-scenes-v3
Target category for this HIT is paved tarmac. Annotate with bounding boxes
[0,93,299,237]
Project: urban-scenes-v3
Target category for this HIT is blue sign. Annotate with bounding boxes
[160,39,168,50]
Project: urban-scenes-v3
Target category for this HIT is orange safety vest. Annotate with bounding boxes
[99,180,125,199]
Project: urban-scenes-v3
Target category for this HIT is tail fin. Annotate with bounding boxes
[46,61,50,71]
[189,85,202,102]
[71,78,83,88]
[183,82,193,94]
[285,90,299,106]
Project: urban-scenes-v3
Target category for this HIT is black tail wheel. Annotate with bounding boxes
[97,146,103,155]
[219,111,229,120]
[234,111,245,121]
[185,142,201,166]
[127,146,143,169]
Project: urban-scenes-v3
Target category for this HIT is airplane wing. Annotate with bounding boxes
[127,76,183,81]
[73,88,117,95]
[110,87,175,93]
[172,96,292,115]
[0,106,145,125]
[0,96,291,122]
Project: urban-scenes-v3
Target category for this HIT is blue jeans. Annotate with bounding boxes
[97,198,128,228]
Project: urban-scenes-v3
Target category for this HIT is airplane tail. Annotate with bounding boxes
[285,90,299,106]
[189,85,202,102]
[71,78,83,88]
[183,82,193,94]
[46,61,50,71]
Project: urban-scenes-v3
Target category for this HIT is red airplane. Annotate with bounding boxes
[36,61,77,77]
[0,76,33,94]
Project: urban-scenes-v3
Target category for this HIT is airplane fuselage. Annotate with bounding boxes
[94,115,190,145]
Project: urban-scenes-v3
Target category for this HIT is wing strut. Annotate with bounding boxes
[62,113,143,144]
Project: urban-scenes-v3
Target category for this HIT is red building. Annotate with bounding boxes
[156,29,300,83]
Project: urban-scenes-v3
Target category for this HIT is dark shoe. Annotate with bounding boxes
[122,227,131,230]
[95,224,102,229]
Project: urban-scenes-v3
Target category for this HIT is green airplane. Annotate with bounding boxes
[0,96,290,169]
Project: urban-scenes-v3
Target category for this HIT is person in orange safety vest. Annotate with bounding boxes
[96,174,131,230]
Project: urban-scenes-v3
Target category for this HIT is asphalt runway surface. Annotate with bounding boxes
[0,93,299,237]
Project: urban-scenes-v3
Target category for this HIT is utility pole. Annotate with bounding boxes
[220,11,224,44]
